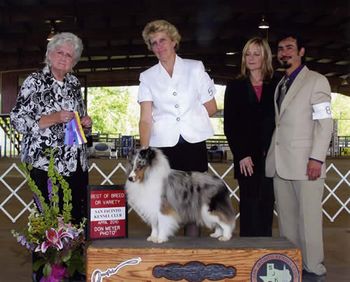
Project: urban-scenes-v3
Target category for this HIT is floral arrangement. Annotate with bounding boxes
[12,150,86,282]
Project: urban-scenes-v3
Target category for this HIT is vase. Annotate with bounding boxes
[32,263,66,282]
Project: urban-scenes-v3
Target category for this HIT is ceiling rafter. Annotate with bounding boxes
[0,0,349,96]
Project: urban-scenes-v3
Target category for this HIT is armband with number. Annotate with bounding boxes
[312,102,332,120]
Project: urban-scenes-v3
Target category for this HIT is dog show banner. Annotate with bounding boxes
[88,185,127,240]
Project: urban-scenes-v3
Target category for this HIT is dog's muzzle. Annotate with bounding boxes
[128,171,137,182]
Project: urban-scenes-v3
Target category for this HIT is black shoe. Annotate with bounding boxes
[302,270,326,282]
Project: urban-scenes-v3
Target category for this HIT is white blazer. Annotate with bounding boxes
[138,55,216,147]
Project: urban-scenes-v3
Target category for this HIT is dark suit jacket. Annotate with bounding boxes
[224,77,277,179]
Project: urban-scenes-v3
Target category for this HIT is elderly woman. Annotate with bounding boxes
[138,20,217,236]
[10,32,92,224]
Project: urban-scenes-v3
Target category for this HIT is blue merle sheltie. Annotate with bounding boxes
[125,147,236,243]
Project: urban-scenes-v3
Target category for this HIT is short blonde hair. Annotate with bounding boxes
[240,37,273,80]
[142,19,181,51]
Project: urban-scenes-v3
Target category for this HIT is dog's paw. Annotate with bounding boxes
[218,235,231,241]
[210,231,222,238]
[147,235,158,243]
[156,237,169,243]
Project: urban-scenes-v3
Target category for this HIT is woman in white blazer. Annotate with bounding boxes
[138,19,217,236]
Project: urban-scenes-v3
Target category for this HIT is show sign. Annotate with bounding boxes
[88,185,127,240]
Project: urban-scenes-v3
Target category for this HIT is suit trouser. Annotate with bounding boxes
[273,175,326,275]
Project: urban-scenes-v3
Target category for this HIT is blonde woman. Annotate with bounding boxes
[138,19,217,236]
[224,37,278,237]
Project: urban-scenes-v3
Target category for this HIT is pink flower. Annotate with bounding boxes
[35,228,74,253]
[40,264,67,282]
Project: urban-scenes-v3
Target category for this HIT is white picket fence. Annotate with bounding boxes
[0,161,349,223]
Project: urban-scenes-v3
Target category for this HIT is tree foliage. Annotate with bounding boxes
[86,87,350,137]
[331,93,350,136]
[87,87,139,135]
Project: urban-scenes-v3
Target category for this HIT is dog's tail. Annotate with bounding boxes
[208,183,236,221]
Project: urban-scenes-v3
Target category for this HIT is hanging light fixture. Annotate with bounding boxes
[47,26,56,41]
[45,19,62,41]
[341,76,349,86]
[258,15,270,29]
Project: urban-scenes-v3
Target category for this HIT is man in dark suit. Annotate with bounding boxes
[266,33,333,276]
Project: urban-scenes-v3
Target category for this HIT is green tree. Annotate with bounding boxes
[211,85,225,136]
[331,93,350,136]
[87,87,139,135]
[86,87,350,138]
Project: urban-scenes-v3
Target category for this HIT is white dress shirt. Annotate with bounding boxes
[138,55,216,147]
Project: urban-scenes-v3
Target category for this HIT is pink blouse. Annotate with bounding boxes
[253,85,263,101]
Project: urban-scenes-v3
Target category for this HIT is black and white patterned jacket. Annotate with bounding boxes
[10,66,89,176]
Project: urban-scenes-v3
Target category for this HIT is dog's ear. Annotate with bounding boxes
[145,147,155,162]
[139,147,148,157]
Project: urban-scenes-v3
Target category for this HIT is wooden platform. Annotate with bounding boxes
[87,236,302,281]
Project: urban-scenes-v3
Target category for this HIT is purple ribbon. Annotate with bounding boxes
[64,114,86,145]
[64,120,75,145]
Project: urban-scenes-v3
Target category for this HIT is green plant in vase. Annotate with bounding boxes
[12,150,86,282]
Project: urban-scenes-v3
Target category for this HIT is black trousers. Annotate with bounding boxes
[159,139,208,172]
[159,138,208,237]
[238,176,274,237]
[30,164,88,224]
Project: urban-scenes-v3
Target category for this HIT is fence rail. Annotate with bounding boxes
[0,159,349,224]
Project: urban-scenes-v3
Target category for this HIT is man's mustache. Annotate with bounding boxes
[280,56,291,62]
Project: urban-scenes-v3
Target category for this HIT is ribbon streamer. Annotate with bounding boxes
[64,112,87,145]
